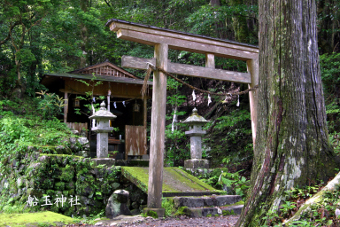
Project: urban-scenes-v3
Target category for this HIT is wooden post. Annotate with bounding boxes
[205,53,215,68]
[247,58,259,152]
[64,92,68,123]
[143,97,147,128]
[146,43,168,216]
[143,97,148,156]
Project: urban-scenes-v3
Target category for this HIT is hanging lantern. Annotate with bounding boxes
[74,98,80,107]
[133,100,140,112]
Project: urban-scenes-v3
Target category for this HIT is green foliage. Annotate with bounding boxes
[0,98,79,173]
[142,210,158,219]
[164,77,189,166]
[74,75,105,117]
[260,182,340,227]
[162,198,176,217]
[36,90,65,119]
[222,210,235,216]
[203,108,253,167]
[185,3,258,44]
[321,53,340,134]
[174,206,190,216]
[198,168,249,199]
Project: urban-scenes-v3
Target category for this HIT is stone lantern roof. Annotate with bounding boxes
[89,101,117,120]
[182,108,208,125]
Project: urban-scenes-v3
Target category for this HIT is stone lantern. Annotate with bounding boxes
[89,101,117,159]
[182,108,209,169]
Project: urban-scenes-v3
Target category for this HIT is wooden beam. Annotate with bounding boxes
[117,29,258,60]
[169,62,250,83]
[122,55,251,84]
[147,43,168,209]
[60,89,144,99]
[108,20,258,54]
[122,56,156,70]
[247,58,259,151]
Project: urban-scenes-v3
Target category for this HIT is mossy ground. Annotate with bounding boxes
[122,167,220,194]
[0,211,77,226]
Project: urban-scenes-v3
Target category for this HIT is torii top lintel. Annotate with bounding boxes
[106,18,258,61]
[106,19,259,84]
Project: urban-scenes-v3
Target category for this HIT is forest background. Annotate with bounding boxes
[0,0,340,170]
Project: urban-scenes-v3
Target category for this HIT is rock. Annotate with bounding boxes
[131,202,139,209]
[106,190,131,219]
[70,137,77,144]
[16,177,25,188]
[39,155,50,163]
[56,145,65,153]
[78,137,89,146]
[131,209,140,215]
[111,182,121,190]
[71,130,80,135]
[27,146,38,152]
[26,163,41,177]
[79,150,89,158]
[12,159,18,168]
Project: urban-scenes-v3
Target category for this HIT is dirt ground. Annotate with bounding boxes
[66,215,239,227]
[115,215,239,227]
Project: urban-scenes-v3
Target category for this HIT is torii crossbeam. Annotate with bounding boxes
[106,18,259,216]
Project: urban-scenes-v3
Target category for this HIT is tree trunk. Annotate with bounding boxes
[236,0,340,226]
[79,0,89,68]
[210,0,220,6]
[229,0,250,43]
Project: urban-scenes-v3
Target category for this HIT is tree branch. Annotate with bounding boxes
[0,21,20,47]
[104,0,111,7]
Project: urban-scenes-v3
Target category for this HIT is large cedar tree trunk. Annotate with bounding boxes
[236,0,340,226]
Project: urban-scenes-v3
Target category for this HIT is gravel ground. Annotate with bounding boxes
[115,215,240,227]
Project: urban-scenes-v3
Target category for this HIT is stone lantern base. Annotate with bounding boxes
[184,159,209,169]
[93,158,115,167]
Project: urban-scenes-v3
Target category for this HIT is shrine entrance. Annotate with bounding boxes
[106,18,259,215]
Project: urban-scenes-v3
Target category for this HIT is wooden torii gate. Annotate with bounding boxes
[106,19,259,216]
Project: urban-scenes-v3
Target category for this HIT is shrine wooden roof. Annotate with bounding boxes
[41,60,152,89]
[69,60,138,79]
[43,72,152,85]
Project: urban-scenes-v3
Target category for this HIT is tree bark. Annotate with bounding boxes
[236,0,340,226]
[210,0,220,6]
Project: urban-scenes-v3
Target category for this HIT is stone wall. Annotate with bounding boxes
[0,137,147,217]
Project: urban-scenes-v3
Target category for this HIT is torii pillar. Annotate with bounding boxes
[106,19,259,217]
[146,43,168,215]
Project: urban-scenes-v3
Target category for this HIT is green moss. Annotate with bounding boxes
[121,167,150,193]
[234,200,244,205]
[0,211,77,226]
[222,209,235,216]
[121,167,220,194]
[174,206,190,216]
[39,153,84,159]
[144,210,158,219]
[164,167,218,192]
[55,182,65,191]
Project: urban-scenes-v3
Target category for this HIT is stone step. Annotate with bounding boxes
[181,205,243,218]
[173,195,242,208]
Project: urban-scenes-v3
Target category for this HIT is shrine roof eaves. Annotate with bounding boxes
[69,59,138,79]
[105,18,259,50]
[44,72,152,85]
